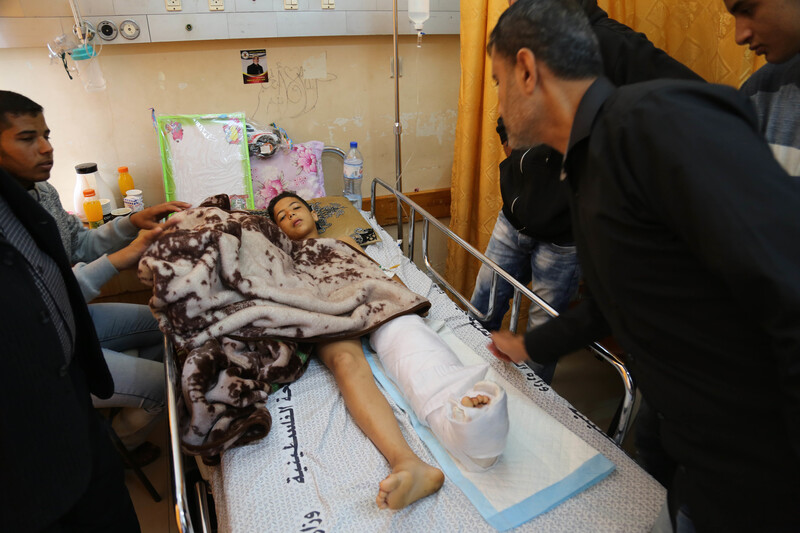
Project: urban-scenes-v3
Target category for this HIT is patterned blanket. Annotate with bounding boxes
[139,196,430,462]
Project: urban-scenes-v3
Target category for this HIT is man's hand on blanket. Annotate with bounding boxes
[108,227,167,271]
[130,201,191,230]
[488,330,528,364]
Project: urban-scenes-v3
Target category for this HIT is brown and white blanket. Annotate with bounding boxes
[139,196,429,462]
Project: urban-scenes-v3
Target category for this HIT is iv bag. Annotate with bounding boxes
[408,0,429,31]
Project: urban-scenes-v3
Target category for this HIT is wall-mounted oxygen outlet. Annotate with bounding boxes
[165,0,182,11]
[209,0,224,10]
[284,0,298,9]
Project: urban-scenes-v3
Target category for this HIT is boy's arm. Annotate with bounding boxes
[336,235,408,288]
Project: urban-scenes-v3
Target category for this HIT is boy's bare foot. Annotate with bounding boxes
[460,394,491,408]
[376,458,444,510]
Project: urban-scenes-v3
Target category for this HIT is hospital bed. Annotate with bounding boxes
[162,178,659,532]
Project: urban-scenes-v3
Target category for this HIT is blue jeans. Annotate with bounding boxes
[651,500,696,533]
[470,212,581,381]
[89,303,165,450]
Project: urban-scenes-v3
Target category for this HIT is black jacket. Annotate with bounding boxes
[0,169,114,531]
[535,77,800,532]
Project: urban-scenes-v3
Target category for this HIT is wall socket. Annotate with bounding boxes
[165,0,182,11]
[209,0,224,10]
[283,0,298,9]
[322,0,335,9]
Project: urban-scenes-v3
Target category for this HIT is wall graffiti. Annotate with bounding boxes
[252,62,337,120]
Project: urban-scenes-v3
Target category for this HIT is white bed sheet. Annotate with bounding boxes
[198,214,666,532]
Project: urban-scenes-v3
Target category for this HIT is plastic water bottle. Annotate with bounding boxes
[343,141,363,210]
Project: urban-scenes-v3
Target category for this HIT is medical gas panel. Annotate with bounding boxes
[0,0,460,48]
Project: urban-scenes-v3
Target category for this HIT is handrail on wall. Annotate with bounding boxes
[370,177,635,446]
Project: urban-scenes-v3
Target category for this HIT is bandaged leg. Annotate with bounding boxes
[369,315,509,471]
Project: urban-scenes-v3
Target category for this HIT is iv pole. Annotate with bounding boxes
[392,0,403,243]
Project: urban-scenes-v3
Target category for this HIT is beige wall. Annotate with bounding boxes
[0,34,459,210]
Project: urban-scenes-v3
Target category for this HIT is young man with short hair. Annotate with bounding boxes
[0,90,188,466]
[727,0,800,175]
[0,100,140,531]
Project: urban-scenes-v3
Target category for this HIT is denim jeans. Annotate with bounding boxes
[89,303,165,450]
[470,212,581,382]
[651,500,696,533]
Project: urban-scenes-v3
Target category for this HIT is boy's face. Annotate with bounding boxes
[0,112,53,187]
[724,0,800,63]
[272,196,319,240]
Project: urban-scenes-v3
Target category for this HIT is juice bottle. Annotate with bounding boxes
[118,166,135,197]
[83,189,104,229]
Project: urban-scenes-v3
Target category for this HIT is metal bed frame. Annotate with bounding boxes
[163,178,636,532]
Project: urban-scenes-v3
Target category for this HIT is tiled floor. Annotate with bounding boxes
[126,345,635,532]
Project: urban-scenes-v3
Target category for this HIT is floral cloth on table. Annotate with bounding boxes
[251,141,326,209]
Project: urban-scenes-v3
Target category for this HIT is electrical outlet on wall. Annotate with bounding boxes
[283,0,298,9]
[209,0,224,10]
[165,0,182,11]
[322,0,335,9]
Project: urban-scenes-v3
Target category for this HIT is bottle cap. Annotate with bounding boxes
[83,188,97,197]
[350,141,357,148]
[125,189,143,197]
[76,162,99,174]
[118,166,129,173]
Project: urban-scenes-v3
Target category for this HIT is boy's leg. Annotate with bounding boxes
[317,339,444,510]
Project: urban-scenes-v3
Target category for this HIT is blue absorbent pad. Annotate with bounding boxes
[362,322,616,531]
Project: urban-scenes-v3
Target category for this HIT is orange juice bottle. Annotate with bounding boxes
[118,166,135,197]
[83,189,104,229]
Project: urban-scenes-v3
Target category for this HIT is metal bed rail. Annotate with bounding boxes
[162,181,635,530]
[164,336,213,533]
[369,177,635,446]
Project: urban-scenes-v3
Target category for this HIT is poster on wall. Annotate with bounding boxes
[241,49,268,84]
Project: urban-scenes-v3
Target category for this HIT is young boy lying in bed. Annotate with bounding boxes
[267,191,509,509]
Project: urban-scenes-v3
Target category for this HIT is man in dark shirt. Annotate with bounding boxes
[470,0,703,386]
[487,0,800,530]
[0,94,140,531]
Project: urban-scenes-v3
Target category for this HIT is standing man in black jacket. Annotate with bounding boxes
[0,95,140,531]
[487,0,800,530]
[470,0,703,387]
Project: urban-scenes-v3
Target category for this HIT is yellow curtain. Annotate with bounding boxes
[446,0,766,297]
[602,0,765,86]
[446,0,508,299]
